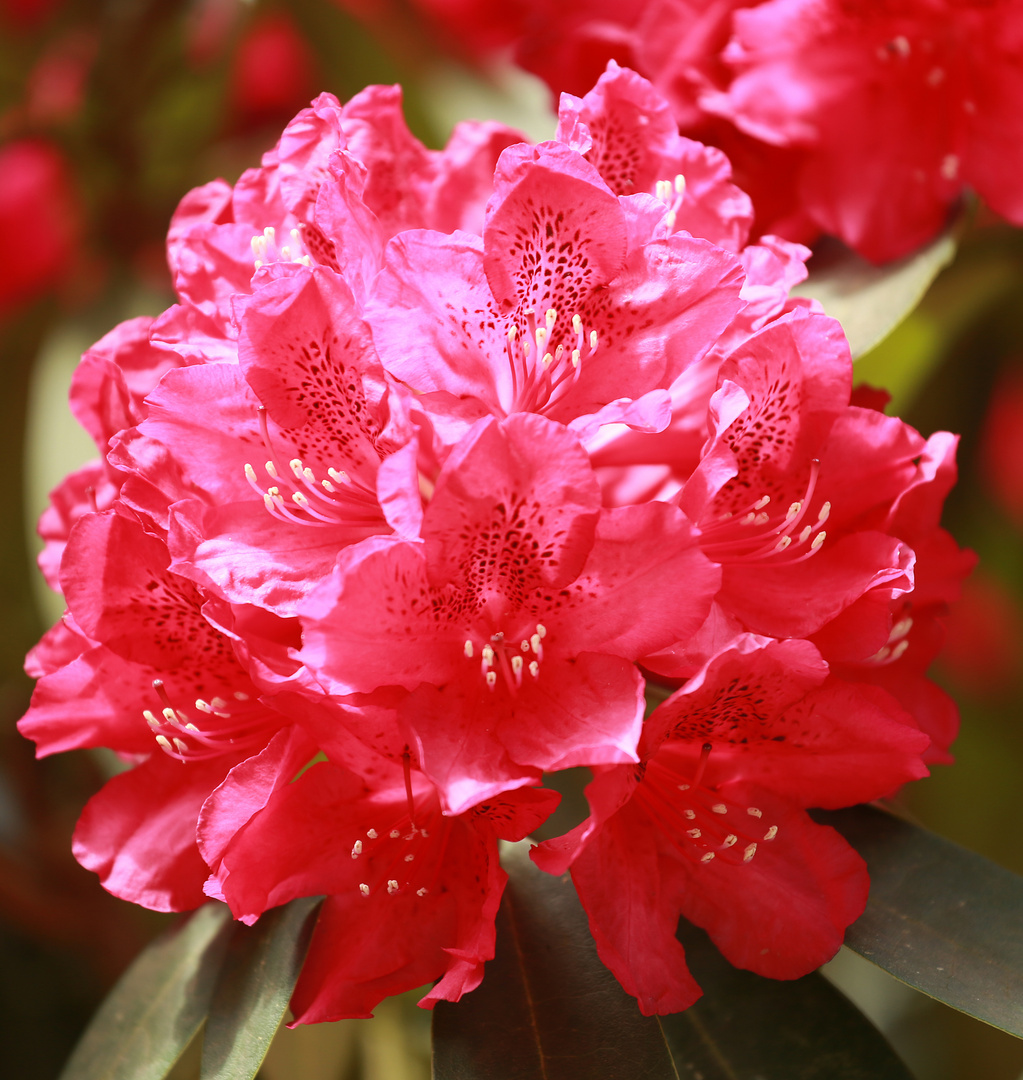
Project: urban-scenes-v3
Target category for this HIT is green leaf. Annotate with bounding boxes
[59,902,233,1080]
[791,224,958,359]
[200,896,323,1080]
[432,840,680,1080]
[661,920,914,1080]
[815,804,1023,1037]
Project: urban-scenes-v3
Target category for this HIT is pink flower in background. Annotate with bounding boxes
[981,365,1023,529]
[722,0,1023,262]
[0,138,78,315]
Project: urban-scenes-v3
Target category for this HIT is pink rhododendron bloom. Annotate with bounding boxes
[130,265,419,615]
[366,137,746,438]
[534,635,930,1013]
[299,412,720,813]
[20,511,306,911]
[198,723,559,1019]
[21,65,969,1026]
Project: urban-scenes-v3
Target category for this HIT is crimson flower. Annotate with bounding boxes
[198,720,559,1020]
[299,412,719,813]
[20,511,303,911]
[534,635,929,1013]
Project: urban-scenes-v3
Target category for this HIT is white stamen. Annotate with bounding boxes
[528,661,539,679]
[701,852,715,863]
[351,841,363,858]
[723,834,738,848]
[817,501,831,523]
[683,809,696,819]
[711,804,727,815]
[764,826,778,841]
[485,670,497,689]
[155,734,173,752]
[687,828,702,838]
[234,691,249,701]
[359,883,370,896]
[464,640,474,658]
[811,531,827,551]
[404,854,414,862]
[244,463,257,483]
[747,807,762,818]
[390,829,400,838]
[387,880,399,894]
[367,829,378,839]
[417,887,428,896]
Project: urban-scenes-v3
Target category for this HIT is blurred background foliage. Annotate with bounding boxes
[1,2,1022,1078]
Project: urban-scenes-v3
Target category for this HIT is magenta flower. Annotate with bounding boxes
[130,265,419,615]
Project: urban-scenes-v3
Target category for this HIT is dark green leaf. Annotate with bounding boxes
[791,224,958,359]
[200,896,322,1080]
[59,902,233,1080]
[815,804,1023,1037]
[661,920,914,1080]
[432,840,680,1080]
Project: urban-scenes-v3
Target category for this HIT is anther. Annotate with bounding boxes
[389,829,400,839]
[687,828,702,838]
[701,852,715,863]
[744,843,758,862]
[817,502,831,523]
[387,880,399,894]
[683,808,696,819]
[528,661,539,678]
[485,670,498,689]
[244,463,257,483]
[351,841,363,858]
[711,804,727,815]
[811,531,827,551]
[723,834,738,848]
[747,807,762,818]
[464,640,474,658]
[367,829,378,839]
[404,854,414,862]
[359,883,370,896]
[172,738,188,753]
[417,887,428,896]
[764,826,778,840]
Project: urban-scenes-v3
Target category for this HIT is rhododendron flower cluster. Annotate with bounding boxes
[373,0,1023,262]
[21,64,971,1022]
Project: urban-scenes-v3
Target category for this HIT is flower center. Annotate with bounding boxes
[697,459,830,566]
[244,406,382,529]
[637,743,780,866]
[463,623,547,692]
[250,225,312,270]
[654,174,686,232]
[143,678,274,761]
[503,307,599,414]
